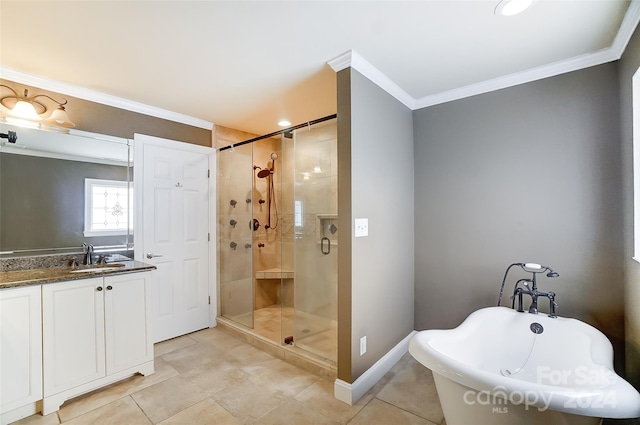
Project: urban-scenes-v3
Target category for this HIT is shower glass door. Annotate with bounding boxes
[251,136,286,344]
[217,116,337,362]
[218,143,254,328]
[291,119,338,362]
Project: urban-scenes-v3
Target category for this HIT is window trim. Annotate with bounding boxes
[84,178,131,237]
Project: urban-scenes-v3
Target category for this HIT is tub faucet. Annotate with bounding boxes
[500,262,560,318]
[512,277,558,318]
[82,242,94,265]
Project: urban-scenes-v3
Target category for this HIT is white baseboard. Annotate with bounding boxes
[334,330,417,405]
[1,402,38,425]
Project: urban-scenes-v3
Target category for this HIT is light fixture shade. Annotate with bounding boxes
[11,100,42,121]
[45,107,76,128]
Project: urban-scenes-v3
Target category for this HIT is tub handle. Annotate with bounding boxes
[321,237,330,255]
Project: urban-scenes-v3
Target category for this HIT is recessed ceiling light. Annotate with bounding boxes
[495,0,534,16]
[278,120,291,127]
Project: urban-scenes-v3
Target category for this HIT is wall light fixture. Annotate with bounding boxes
[0,84,75,128]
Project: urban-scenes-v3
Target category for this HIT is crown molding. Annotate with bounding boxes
[0,66,214,130]
[612,0,640,57]
[413,47,620,109]
[329,1,640,111]
[327,51,352,73]
[328,50,416,109]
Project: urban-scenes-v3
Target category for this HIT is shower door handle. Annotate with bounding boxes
[321,237,330,255]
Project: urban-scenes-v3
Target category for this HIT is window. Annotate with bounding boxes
[294,200,303,227]
[84,178,132,237]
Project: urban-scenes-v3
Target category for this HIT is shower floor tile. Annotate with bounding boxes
[253,306,336,362]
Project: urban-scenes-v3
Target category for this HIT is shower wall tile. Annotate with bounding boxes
[213,125,258,150]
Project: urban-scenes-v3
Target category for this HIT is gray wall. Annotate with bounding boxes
[1,153,128,251]
[338,69,415,381]
[0,79,212,146]
[413,63,625,367]
[619,24,640,389]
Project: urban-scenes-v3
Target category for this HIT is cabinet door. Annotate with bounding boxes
[0,285,42,413]
[104,273,153,374]
[43,278,105,396]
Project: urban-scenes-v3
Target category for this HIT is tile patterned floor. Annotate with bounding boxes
[253,307,337,363]
[14,326,445,425]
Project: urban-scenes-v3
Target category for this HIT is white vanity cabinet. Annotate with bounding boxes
[42,272,154,415]
[0,285,43,423]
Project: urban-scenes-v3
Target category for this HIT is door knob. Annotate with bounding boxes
[146,252,164,259]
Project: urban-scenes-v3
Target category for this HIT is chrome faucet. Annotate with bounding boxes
[82,242,94,265]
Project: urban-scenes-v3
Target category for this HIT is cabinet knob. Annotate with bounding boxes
[106,285,113,291]
[97,286,103,291]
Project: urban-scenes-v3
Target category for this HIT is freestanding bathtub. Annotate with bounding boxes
[409,307,640,425]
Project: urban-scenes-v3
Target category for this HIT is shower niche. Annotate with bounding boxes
[217,117,337,364]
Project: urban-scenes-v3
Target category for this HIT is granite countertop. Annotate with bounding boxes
[0,260,156,289]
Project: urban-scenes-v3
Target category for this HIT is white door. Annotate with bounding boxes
[136,134,211,343]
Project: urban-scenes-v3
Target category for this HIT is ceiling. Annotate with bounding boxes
[0,1,637,136]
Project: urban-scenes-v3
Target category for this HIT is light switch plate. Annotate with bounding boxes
[355,218,368,237]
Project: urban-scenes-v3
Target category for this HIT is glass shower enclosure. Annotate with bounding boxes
[217,117,337,363]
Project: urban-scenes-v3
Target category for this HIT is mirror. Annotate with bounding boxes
[0,121,132,257]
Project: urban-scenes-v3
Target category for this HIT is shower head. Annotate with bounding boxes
[271,152,278,161]
[257,169,271,178]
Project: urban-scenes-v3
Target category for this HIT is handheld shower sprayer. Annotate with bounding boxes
[521,263,559,278]
[255,152,279,230]
[497,262,559,307]
[255,153,278,178]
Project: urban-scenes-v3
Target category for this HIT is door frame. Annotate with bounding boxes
[133,133,217,329]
